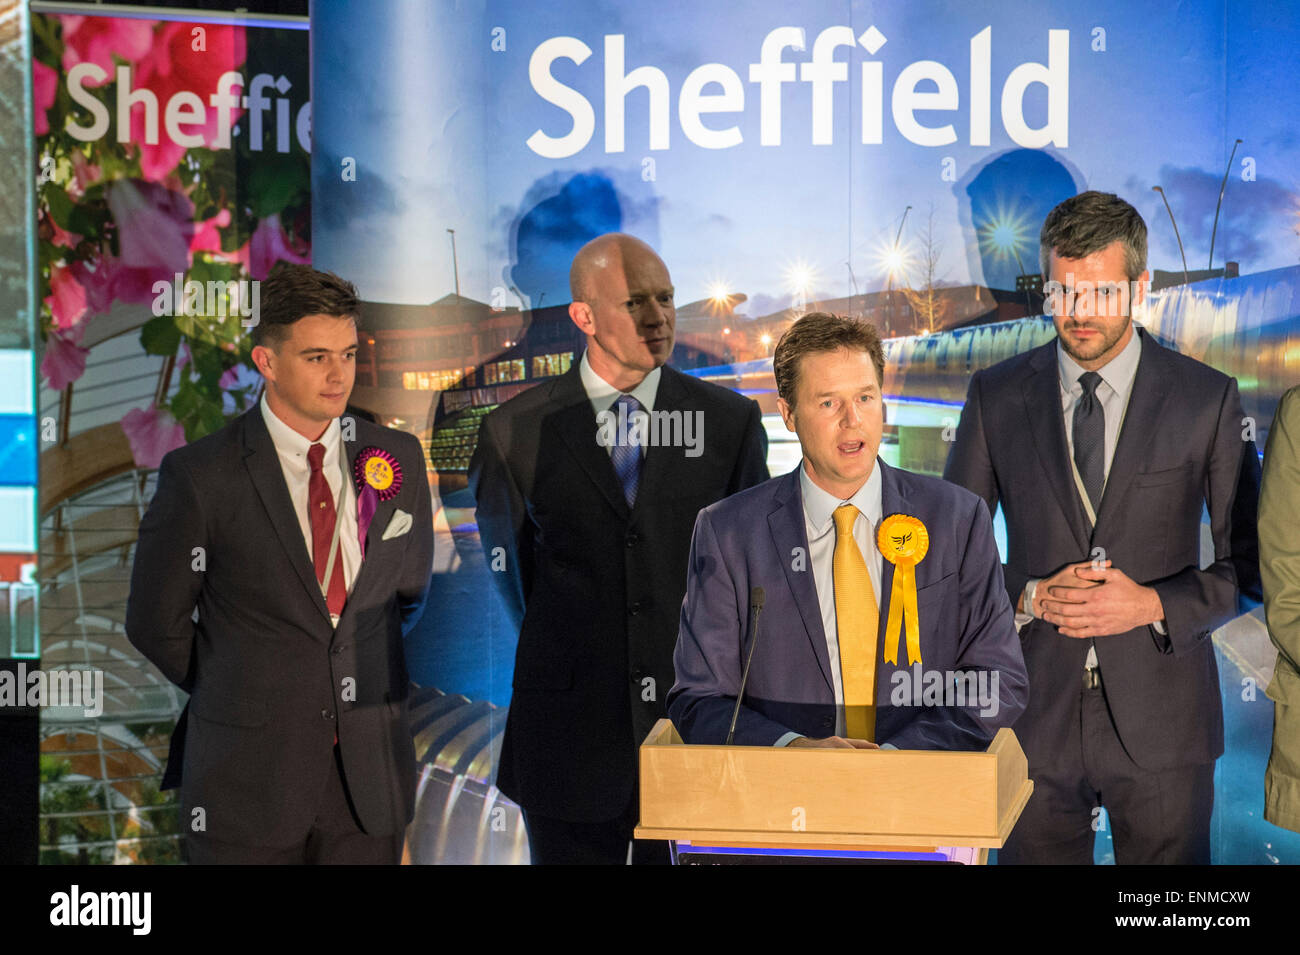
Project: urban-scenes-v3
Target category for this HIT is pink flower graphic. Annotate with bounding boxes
[127,21,248,181]
[122,405,187,469]
[246,213,310,280]
[70,152,101,198]
[59,15,155,82]
[107,178,194,274]
[41,320,90,391]
[191,208,231,254]
[46,264,88,330]
[33,59,57,136]
[49,219,83,250]
[68,258,114,317]
[67,252,166,317]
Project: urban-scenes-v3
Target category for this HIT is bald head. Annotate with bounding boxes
[569,233,664,308]
[566,233,676,390]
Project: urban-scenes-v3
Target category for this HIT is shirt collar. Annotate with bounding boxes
[799,456,883,536]
[260,392,341,461]
[1057,324,1143,397]
[579,348,661,415]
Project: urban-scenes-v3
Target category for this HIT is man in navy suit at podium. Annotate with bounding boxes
[668,313,1027,749]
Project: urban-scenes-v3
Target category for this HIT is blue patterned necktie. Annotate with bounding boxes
[1073,371,1105,514]
[610,393,645,508]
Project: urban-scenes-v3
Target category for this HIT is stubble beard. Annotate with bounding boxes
[1060,314,1131,365]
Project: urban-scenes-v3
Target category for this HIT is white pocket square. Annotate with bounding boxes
[381,508,413,540]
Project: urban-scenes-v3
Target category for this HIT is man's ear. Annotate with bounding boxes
[776,396,797,434]
[569,301,595,336]
[251,343,275,381]
[1134,269,1150,310]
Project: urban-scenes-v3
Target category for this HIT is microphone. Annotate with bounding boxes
[725,587,766,745]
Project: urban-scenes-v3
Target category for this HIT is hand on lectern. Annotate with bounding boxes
[788,736,879,749]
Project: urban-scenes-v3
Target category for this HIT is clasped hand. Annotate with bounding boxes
[1035,560,1164,638]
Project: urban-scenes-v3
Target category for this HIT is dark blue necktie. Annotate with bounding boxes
[1073,371,1105,514]
[610,393,644,508]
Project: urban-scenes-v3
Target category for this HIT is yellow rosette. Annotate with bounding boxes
[364,457,395,492]
[876,514,929,666]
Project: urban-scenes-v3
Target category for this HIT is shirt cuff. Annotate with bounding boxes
[1153,619,1167,635]
[879,742,898,750]
[775,732,803,747]
[1015,577,1042,633]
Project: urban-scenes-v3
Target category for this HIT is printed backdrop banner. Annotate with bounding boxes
[308,0,1300,864]
[31,9,311,865]
[33,12,311,466]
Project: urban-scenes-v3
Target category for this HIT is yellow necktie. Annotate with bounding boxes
[833,504,880,741]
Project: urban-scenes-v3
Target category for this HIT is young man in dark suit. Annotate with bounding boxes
[126,265,433,864]
[944,191,1260,863]
[469,233,769,864]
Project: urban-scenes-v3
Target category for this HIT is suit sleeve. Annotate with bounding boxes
[667,508,797,745]
[725,398,770,495]
[125,451,204,691]
[397,433,434,637]
[943,372,1025,609]
[467,413,531,634]
[1150,377,1257,657]
[880,495,1030,751]
[1261,387,1300,677]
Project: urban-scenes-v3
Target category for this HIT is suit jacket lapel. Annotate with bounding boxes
[241,408,332,626]
[1022,342,1092,553]
[876,461,902,664]
[769,469,834,693]
[1092,329,1171,537]
[549,366,631,520]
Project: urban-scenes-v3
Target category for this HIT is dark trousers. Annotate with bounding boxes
[184,745,404,865]
[1001,676,1214,864]
[522,789,671,865]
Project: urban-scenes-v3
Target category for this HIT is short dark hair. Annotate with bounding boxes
[253,263,361,348]
[773,312,886,409]
[1039,191,1147,281]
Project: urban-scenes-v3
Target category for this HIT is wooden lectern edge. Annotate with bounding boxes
[995,779,1034,846]
[632,826,1008,850]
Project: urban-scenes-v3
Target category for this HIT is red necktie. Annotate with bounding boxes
[307,443,347,618]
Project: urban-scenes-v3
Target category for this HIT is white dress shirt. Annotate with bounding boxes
[579,349,661,455]
[774,459,885,746]
[1018,328,1163,664]
[260,393,361,626]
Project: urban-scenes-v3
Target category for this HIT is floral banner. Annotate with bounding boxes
[33,13,310,466]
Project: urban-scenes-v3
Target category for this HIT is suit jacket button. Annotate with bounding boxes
[821,717,833,728]
[628,601,641,616]
[625,532,639,548]
[322,709,335,721]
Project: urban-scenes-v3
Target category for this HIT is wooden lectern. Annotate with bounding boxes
[633,719,1033,864]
